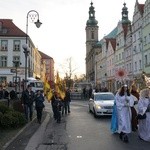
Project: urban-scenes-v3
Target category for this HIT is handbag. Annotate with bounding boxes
[136,113,146,120]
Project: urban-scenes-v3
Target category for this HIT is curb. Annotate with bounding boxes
[25,113,50,150]
[2,116,37,150]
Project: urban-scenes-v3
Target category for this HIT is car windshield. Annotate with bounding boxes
[95,94,114,101]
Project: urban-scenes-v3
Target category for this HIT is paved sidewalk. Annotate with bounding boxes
[3,111,48,150]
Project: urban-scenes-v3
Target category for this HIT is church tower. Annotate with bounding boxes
[121,2,131,24]
[85,1,99,82]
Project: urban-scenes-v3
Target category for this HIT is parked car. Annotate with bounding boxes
[88,92,115,117]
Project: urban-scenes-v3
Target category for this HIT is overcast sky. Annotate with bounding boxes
[0,0,146,78]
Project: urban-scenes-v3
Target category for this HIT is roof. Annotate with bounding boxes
[96,27,118,46]
[105,38,116,50]
[138,3,145,16]
[105,27,118,38]
[0,19,26,37]
[38,50,53,60]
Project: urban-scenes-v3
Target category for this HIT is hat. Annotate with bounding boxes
[124,84,128,87]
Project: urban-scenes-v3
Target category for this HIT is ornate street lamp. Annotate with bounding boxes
[22,10,42,89]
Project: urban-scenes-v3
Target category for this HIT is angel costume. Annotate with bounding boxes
[115,93,134,142]
[137,97,150,142]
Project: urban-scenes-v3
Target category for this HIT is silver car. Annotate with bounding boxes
[88,92,115,117]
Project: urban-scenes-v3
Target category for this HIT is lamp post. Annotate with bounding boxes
[22,10,42,89]
[13,61,21,92]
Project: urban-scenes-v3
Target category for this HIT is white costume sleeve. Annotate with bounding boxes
[128,96,134,107]
[138,98,149,115]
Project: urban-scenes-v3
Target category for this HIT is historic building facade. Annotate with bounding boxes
[0,19,54,87]
[85,0,150,92]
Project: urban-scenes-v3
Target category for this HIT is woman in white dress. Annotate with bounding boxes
[137,88,150,142]
[115,85,134,143]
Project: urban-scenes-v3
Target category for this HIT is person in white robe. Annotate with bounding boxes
[137,88,150,142]
[115,84,134,143]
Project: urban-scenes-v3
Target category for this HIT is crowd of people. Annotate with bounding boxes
[21,84,71,124]
[111,84,150,143]
[51,88,71,123]
[2,80,150,143]
[0,82,71,125]
[0,86,17,106]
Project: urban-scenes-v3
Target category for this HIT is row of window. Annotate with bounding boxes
[106,53,150,77]
[0,56,20,67]
[0,40,20,51]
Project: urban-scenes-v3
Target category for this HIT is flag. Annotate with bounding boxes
[55,72,66,100]
[47,89,53,102]
[44,76,53,102]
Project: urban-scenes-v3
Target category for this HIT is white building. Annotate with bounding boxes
[0,19,41,86]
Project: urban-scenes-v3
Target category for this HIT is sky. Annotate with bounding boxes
[0,0,146,78]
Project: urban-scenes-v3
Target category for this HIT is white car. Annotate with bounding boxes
[88,92,115,117]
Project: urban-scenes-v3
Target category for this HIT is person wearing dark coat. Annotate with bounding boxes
[35,90,45,124]
[0,87,3,99]
[51,91,62,123]
[130,84,139,131]
[1,87,10,106]
[63,89,71,114]
[10,88,17,100]
[2,87,9,99]
[21,84,35,122]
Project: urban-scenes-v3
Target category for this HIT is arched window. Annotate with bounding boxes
[91,31,94,39]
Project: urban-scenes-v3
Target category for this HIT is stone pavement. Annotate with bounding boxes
[3,111,48,150]
[3,101,69,150]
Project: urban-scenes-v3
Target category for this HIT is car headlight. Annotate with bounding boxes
[95,104,102,109]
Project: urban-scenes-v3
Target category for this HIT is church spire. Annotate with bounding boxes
[121,2,131,24]
[86,2,98,26]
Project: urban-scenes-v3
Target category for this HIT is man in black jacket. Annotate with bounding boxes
[21,84,35,122]
[63,88,71,114]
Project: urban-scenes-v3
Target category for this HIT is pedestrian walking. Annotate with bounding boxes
[137,88,150,142]
[35,90,45,124]
[115,84,134,143]
[21,84,35,122]
[110,90,118,133]
[1,87,10,106]
[0,86,3,99]
[51,91,62,123]
[10,88,17,100]
[62,88,71,115]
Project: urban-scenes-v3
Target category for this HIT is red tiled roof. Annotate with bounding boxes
[105,38,116,51]
[0,19,26,37]
[38,50,53,60]
[138,4,145,16]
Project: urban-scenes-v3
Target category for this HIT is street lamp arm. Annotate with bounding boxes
[27,10,40,19]
[26,10,42,43]
[23,10,42,89]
